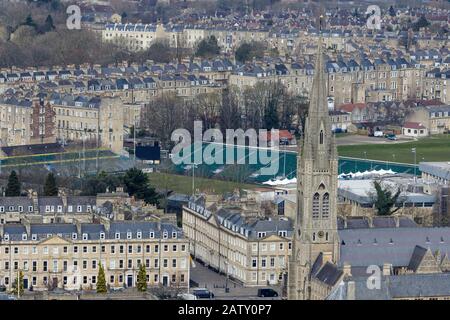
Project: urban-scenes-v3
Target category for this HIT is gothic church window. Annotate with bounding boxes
[312,193,320,219]
[319,130,324,144]
[322,193,330,218]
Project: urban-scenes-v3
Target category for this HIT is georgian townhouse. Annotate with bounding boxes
[58,70,72,80]
[52,95,124,153]
[20,72,33,82]
[32,71,46,82]
[0,198,35,224]
[183,198,293,287]
[115,78,129,90]
[0,219,189,291]
[46,71,58,81]
[0,97,33,146]
[6,73,19,83]
[406,104,450,134]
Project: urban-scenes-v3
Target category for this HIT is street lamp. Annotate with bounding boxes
[224,261,229,293]
[412,148,417,183]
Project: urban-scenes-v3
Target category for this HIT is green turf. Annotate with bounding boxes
[338,135,450,164]
[147,172,259,194]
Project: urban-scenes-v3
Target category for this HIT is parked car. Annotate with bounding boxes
[177,293,198,300]
[386,134,397,141]
[373,130,384,137]
[192,288,214,299]
[257,288,279,297]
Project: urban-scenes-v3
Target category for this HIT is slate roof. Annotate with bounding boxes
[338,227,450,268]
[314,262,344,286]
[407,245,428,272]
[329,273,450,300]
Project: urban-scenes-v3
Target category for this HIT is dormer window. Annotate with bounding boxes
[127,232,132,240]
[149,232,154,239]
[22,233,27,241]
[87,205,91,212]
[28,206,33,212]
[0,206,4,212]
[100,232,105,240]
[163,231,168,239]
[172,232,177,239]
[137,231,142,239]
[32,234,37,240]
[82,233,88,240]
[3,234,9,241]
[47,234,52,238]
[57,206,63,213]
[115,232,120,240]
[72,233,77,240]
[68,205,73,212]
[8,206,14,211]
[18,206,23,212]
[77,206,82,212]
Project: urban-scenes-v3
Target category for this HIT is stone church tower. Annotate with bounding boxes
[287,37,340,300]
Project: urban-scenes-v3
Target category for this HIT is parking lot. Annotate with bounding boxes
[190,262,282,300]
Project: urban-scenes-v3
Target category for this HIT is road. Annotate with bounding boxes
[190,262,282,300]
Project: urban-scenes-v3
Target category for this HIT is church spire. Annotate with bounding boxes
[308,36,329,120]
[301,35,336,167]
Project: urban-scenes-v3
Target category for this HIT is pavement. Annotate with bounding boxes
[189,262,282,300]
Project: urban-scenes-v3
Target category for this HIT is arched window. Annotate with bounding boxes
[322,193,329,218]
[312,193,320,219]
[319,130,324,144]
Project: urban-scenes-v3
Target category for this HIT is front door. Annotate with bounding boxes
[52,277,58,290]
[23,278,28,289]
[127,275,133,288]
[162,275,168,287]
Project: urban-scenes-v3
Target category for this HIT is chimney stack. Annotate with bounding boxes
[347,281,355,300]
[382,263,392,276]
[343,263,352,277]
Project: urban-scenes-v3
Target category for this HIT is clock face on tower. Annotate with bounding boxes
[318,231,324,238]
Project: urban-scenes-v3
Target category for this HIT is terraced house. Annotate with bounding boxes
[182,197,293,287]
[0,220,189,291]
[50,94,124,153]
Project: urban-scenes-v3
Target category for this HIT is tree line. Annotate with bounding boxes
[4,170,58,197]
[141,82,309,148]
[2,168,160,206]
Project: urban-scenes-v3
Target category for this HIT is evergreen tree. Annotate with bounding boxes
[413,15,430,31]
[371,181,402,216]
[5,170,21,196]
[44,15,55,32]
[24,14,37,29]
[44,172,58,196]
[122,168,159,205]
[235,41,265,63]
[12,270,24,297]
[389,6,396,17]
[96,263,107,294]
[136,263,147,292]
[264,101,279,130]
[195,36,221,58]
